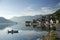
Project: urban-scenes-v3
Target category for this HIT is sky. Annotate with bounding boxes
[0,0,60,19]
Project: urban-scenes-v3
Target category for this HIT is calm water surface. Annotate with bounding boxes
[0,24,48,40]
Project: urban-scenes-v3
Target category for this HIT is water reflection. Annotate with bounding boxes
[0,23,16,30]
[0,24,48,40]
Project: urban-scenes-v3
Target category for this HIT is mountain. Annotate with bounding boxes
[10,9,60,23]
[10,15,43,23]
[0,17,15,23]
[48,9,60,21]
[44,9,60,22]
[53,9,60,20]
[0,17,16,29]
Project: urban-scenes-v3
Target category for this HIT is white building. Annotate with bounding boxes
[56,20,59,24]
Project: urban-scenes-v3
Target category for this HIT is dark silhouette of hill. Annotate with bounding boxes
[0,17,16,29]
[53,9,60,20]
[48,9,60,22]
[0,17,15,23]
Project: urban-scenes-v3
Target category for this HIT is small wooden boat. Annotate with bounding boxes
[8,30,18,34]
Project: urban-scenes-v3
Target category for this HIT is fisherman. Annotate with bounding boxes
[11,30,13,34]
[8,30,18,34]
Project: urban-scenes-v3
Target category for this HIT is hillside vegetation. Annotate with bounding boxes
[53,9,60,21]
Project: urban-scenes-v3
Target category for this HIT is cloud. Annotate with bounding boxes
[0,6,57,19]
[58,2,60,6]
[56,2,60,9]
[17,2,60,16]
[40,7,56,14]
[25,6,34,11]
[21,6,56,16]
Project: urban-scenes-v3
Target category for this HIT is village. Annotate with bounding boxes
[25,15,59,31]
[25,13,60,40]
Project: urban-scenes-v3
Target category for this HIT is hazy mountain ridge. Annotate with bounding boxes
[0,17,15,23]
[10,15,43,22]
[10,9,60,23]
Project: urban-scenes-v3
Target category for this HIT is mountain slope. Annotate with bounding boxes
[10,15,42,22]
[53,9,60,20]
[0,17,15,23]
[46,9,60,22]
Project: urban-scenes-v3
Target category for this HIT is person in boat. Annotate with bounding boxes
[8,30,18,34]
